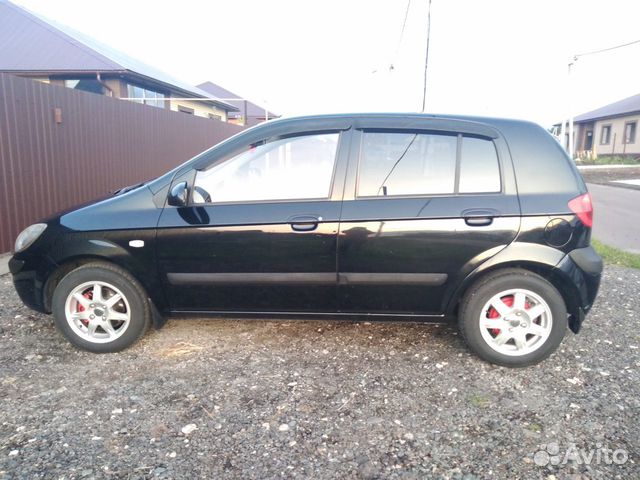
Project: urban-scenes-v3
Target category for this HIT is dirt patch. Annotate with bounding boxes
[0,268,638,479]
[580,166,640,190]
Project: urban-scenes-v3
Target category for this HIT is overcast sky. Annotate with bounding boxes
[12,0,640,127]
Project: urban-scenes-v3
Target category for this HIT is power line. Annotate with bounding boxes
[376,134,418,196]
[574,38,640,59]
[421,0,432,112]
[390,0,412,70]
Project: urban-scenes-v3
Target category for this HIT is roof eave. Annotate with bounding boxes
[117,71,240,112]
[574,110,640,124]
[0,69,239,112]
[0,69,128,75]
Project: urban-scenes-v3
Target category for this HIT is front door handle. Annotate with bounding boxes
[288,215,322,232]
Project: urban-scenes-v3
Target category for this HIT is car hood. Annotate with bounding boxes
[56,184,162,232]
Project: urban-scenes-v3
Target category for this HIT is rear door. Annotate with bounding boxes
[337,117,521,315]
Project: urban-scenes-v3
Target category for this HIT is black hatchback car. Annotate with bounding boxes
[10,114,602,367]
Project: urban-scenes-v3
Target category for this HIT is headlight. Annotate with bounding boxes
[14,223,47,253]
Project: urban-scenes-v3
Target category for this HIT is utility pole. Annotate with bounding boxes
[568,58,575,159]
[243,100,248,126]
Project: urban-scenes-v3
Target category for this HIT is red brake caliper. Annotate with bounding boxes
[487,295,513,336]
[77,290,93,326]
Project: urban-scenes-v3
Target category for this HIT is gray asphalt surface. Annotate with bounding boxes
[0,266,639,479]
[589,183,640,254]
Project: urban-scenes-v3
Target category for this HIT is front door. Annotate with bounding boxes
[584,130,593,151]
[157,128,351,313]
[337,121,521,315]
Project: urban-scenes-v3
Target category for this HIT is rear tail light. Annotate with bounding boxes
[568,193,593,228]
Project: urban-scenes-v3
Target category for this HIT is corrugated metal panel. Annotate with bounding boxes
[0,73,245,253]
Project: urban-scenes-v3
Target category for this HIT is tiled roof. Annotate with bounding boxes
[0,0,236,111]
[574,93,640,123]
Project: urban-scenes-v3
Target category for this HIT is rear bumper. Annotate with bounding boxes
[556,245,603,333]
[569,245,604,277]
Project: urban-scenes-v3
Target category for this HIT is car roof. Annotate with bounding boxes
[265,112,540,129]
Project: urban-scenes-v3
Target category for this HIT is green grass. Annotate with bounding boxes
[468,393,490,409]
[578,155,640,166]
[526,423,543,433]
[592,239,640,269]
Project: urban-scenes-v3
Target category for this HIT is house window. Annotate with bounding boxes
[624,121,637,144]
[126,84,165,108]
[178,105,195,115]
[208,113,222,121]
[64,78,105,95]
[600,125,611,145]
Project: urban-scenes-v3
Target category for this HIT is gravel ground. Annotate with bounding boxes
[0,267,638,479]
[579,167,640,191]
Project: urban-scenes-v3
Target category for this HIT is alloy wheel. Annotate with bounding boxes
[64,281,131,344]
[478,288,553,356]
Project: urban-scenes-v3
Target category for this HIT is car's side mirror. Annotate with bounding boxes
[167,181,188,207]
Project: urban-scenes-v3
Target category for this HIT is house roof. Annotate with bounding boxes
[0,0,237,111]
[197,81,278,119]
[574,93,640,123]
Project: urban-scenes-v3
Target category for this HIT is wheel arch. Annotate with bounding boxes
[446,243,581,331]
[43,253,166,328]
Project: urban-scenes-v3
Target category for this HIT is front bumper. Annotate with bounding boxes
[10,254,58,313]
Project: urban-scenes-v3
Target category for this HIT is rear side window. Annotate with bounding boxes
[357,131,500,197]
[459,136,501,193]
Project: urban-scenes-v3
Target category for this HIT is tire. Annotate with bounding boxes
[458,268,567,367]
[52,262,151,353]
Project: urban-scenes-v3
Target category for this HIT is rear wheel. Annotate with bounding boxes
[458,269,567,367]
[52,263,150,353]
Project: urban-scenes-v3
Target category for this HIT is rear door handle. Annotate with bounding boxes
[462,208,499,227]
[288,215,322,232]
[465,216,493,226]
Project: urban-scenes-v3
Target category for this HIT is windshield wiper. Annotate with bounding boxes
[112,182,144,196]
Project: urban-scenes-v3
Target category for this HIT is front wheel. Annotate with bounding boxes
[52,263,151,353]
[458,269,567,367]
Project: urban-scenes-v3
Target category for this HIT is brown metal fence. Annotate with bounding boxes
[0,73,245,253]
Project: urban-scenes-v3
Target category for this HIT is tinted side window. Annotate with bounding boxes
[459,137,501,193]
[357,132,457,197]
[193,133,339,203]
[357,131,501,197]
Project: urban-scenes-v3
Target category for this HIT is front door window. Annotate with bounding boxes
[193,133,339,203]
